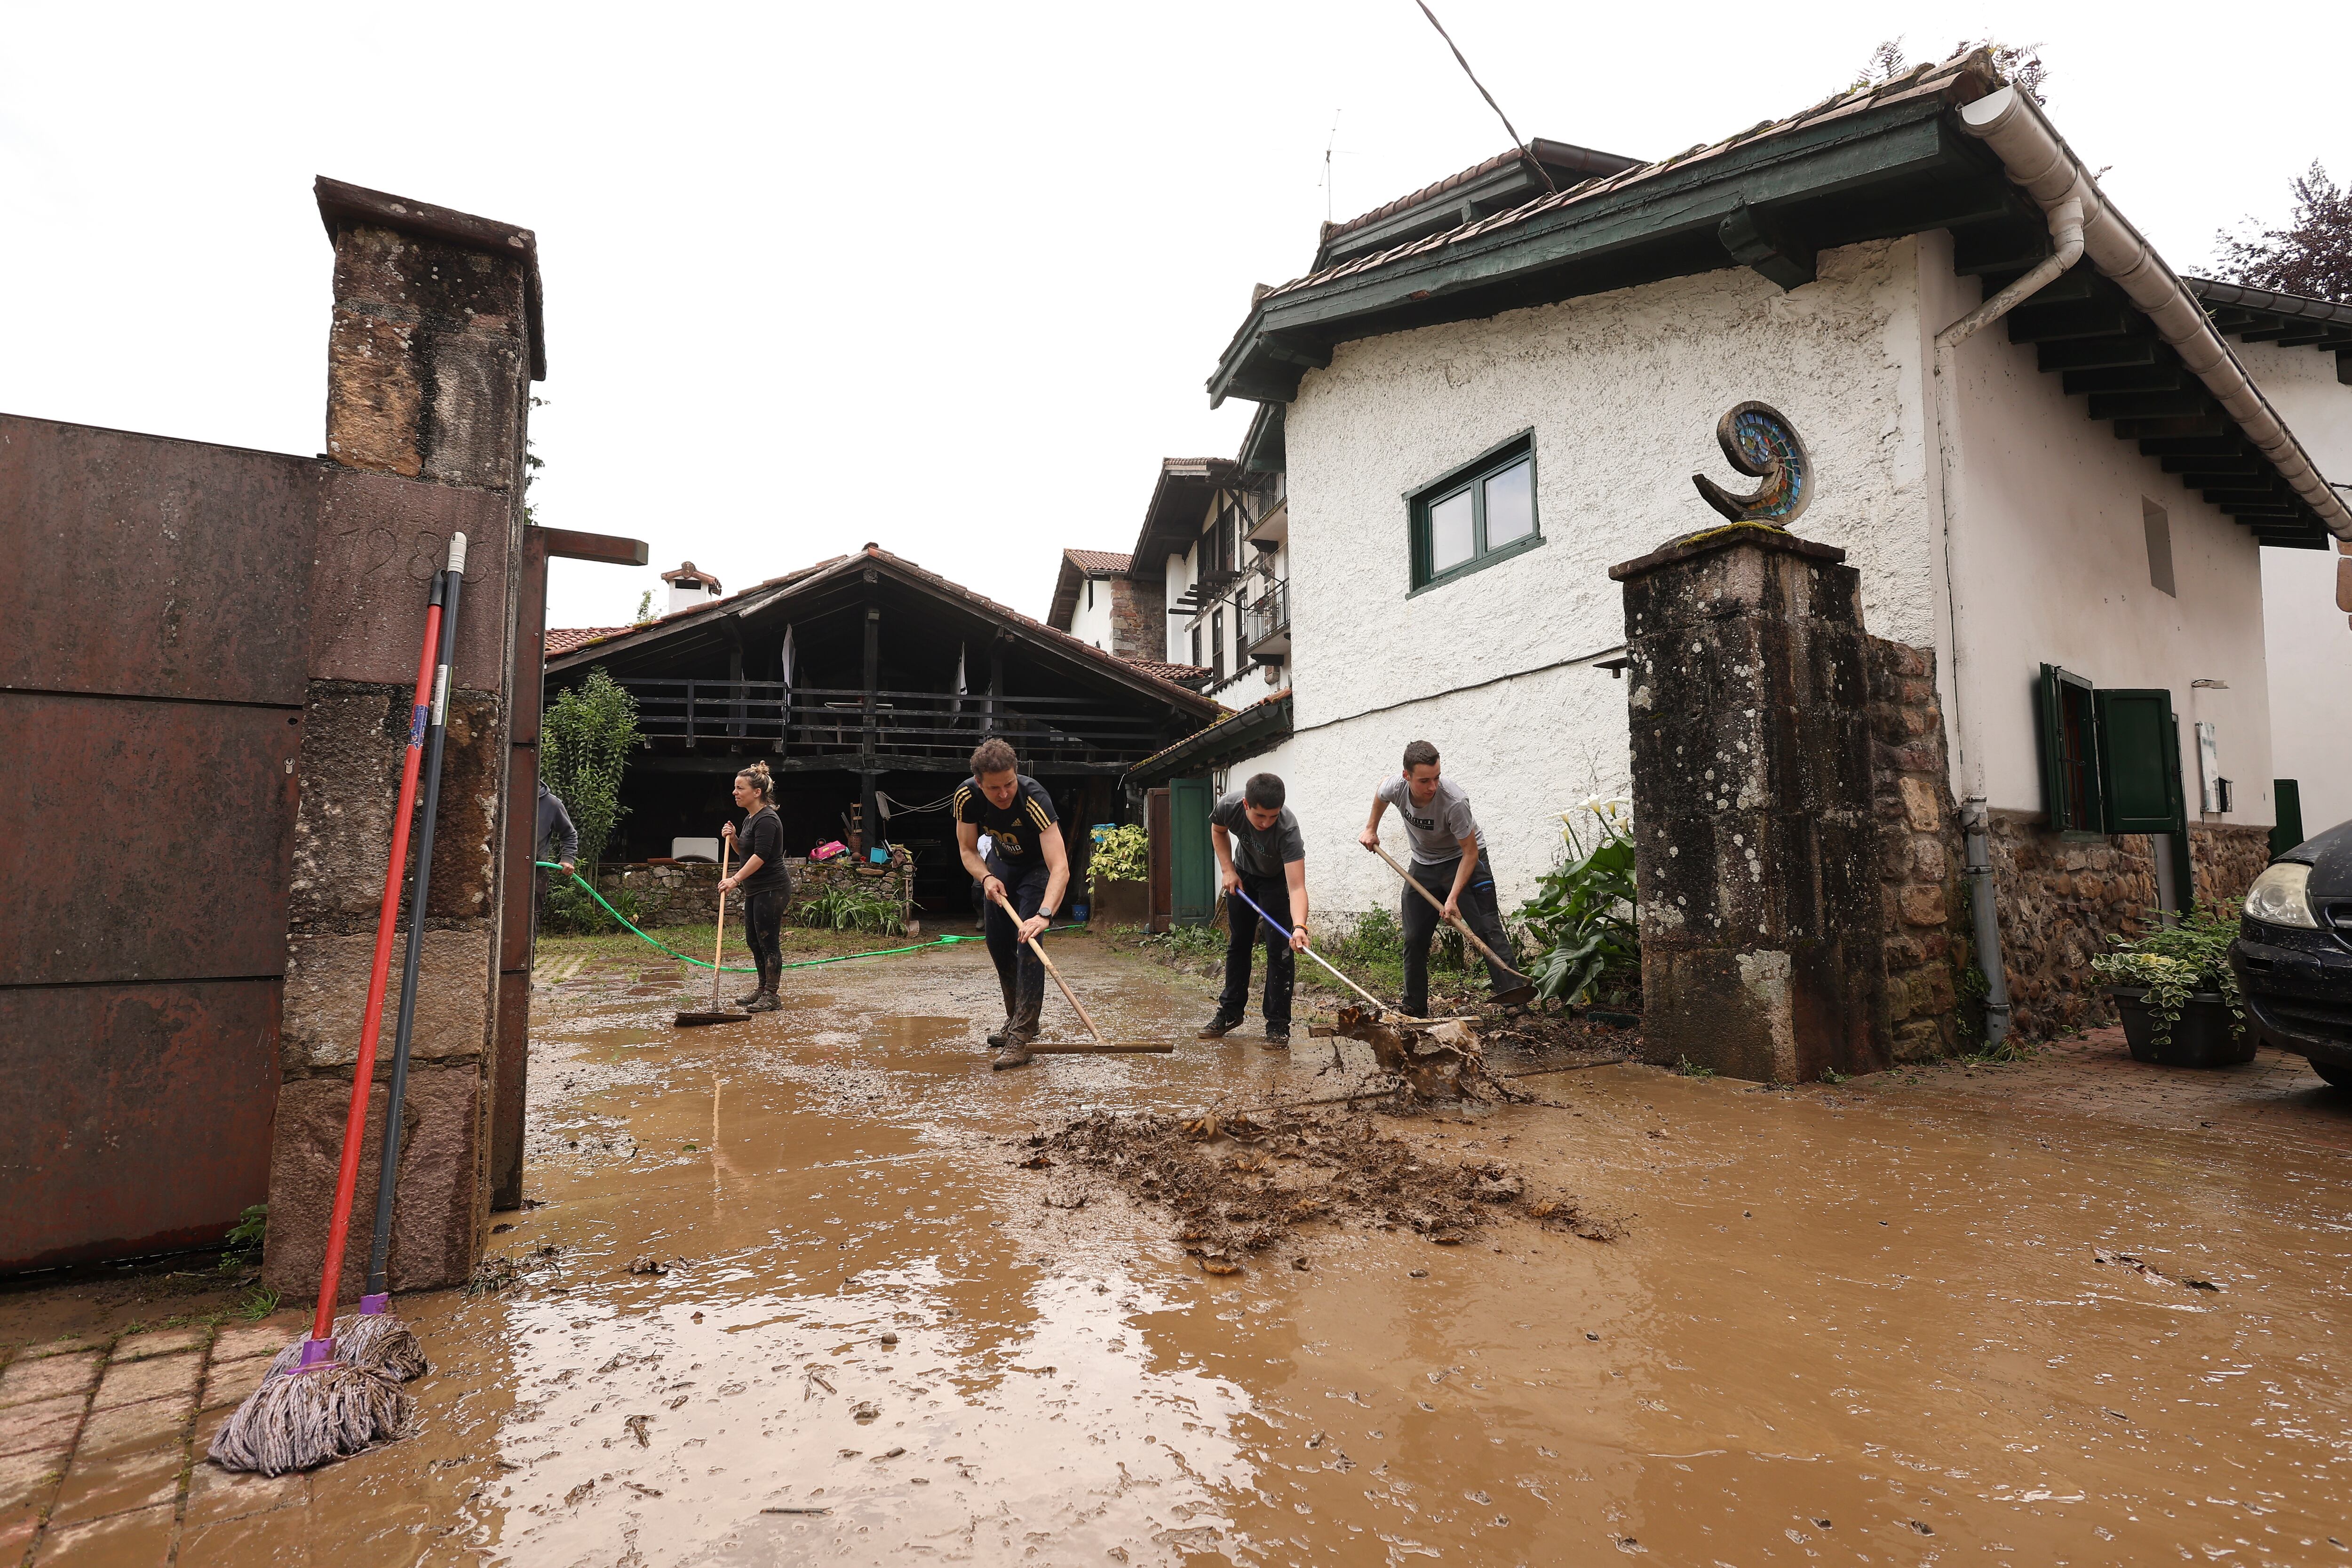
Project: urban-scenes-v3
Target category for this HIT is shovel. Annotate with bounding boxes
[675,842,752,1027]
[1369,841,1536,1006]
[988,887,1171,1053]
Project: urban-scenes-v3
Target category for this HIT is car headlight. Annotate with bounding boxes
[2244,861,2318,929]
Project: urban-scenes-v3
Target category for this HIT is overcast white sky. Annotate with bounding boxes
[3,3,2345,631]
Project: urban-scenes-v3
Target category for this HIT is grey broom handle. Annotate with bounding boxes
[367,534,467,1298]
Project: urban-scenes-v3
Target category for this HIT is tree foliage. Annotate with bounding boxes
[540,668,640,872]
[2211,164,2352,302]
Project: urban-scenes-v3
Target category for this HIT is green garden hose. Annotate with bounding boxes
[535,862,1078,973]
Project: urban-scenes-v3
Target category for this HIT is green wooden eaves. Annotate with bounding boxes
[1209,101,1991,407]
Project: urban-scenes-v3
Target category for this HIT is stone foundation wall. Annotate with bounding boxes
[1865,640,1964,1062]
[2190,824,2270,912]
[599,848,915,929]
[1984,813,2160,1039]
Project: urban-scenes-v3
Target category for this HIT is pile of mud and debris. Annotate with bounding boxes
[1033,1101,1623,1277]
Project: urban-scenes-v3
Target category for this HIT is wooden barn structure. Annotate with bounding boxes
[544,545,1226,912]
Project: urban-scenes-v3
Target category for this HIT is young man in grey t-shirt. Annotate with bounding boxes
[1360,739,1527,1017]
[1200,772,1309,1047]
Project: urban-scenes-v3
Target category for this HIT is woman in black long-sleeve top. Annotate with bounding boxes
[719,762,789,1012]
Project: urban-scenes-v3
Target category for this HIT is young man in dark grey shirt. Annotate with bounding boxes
[1201,772,1309,1047]
[1361,739,1527,1017]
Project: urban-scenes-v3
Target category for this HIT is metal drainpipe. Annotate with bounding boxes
[1929,194,2083,1047]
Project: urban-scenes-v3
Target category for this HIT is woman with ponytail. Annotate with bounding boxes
[720,763,788,1012]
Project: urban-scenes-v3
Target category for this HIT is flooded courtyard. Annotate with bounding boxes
[6,930,2352,1565]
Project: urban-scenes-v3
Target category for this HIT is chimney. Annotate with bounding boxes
[661,560,722,614]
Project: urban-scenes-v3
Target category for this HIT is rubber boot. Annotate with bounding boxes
[992,990,1041,1070]
[985,979,1018,1049]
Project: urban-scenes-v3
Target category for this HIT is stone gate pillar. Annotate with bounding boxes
[1609,525,1888,1082]
[264,180,540,1301]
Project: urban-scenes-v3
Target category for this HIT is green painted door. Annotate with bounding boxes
[2271,780,2304,859]
[1169,776,1214,926]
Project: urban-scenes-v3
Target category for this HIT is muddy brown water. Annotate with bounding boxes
[41,935,2352,1564]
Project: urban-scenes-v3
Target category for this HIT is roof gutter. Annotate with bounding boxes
[1958,86,2352,542]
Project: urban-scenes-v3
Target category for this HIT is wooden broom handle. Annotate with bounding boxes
[1371,840,1516,974]
[711,841,731,1009]
[990,887,1108,1047]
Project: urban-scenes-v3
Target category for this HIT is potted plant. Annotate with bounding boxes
[1089,824,1151,928]
[2090,905,2254,1067]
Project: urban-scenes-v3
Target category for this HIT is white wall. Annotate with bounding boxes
[1274,239,1938,920]
[1065,576,1115,652]
[2236,337,2352,837]
[1923,235,2275,830]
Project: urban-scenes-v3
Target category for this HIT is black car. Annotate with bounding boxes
[2231,817,2352,1090]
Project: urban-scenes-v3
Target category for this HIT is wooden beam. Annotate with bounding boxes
[2089,390,2217,420]
[2112,415,2228,439]
[2037,335,2158,372]
[532,526,649,566]
[2007,299,2136,343]
[2063,366,2190,396]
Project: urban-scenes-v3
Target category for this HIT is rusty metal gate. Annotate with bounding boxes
[0,415,315,1272]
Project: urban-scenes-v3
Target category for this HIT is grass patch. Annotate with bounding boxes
[1675,1057,1716,1080]
[234,1287,279,1322]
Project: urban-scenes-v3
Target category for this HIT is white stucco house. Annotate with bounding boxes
[1167,50,2352,1037]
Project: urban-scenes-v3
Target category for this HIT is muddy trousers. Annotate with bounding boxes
[1398,853,1523,1018]
[740,883,788,995]
[982,858,1049,1039]
[1216,872,1295,1031]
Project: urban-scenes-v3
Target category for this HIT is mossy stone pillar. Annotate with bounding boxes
[1609,525,1888,1082]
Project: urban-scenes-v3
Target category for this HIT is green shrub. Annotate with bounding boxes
[794,885,906,936]
[1324,905,1406,968]
[1090,824,1148,883]
[541,668,641,873]
[2090,904,2243,1049]
[1516,798,1640,1007]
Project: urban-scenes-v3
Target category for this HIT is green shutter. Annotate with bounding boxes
[2271,780,2305,859]
[2095,689,2185,835]
[2037,664,2102,833]
[1169,776,1215,925]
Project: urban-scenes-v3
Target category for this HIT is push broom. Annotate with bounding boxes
[210,536,467,1473]
[986,887,1172,1055]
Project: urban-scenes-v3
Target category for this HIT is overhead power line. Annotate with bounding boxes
[1410,0,1557,194]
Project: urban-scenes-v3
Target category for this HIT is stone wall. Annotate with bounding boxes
[1984,813,2159,1039]
[1866,639,1964,1062]
[599,848,915,930]
[2190,824,2271,913]
[1107,576,1165,662]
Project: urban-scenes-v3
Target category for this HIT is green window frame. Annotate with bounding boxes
[2035,665,2186,840]
[1406,431,1543,594]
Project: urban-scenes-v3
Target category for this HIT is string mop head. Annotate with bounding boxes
[206,1335,413,1476]
[262,1297,428,1383]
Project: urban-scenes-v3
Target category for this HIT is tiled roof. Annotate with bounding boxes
[1264,53,1991,305]
[1123,658,1212,685]
[1064,549,1132,575]
[546,625,628,656]
[1126,686,1292,782]
[548,544,1224,716]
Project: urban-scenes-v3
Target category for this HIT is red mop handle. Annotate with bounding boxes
[309,589,444,1345]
